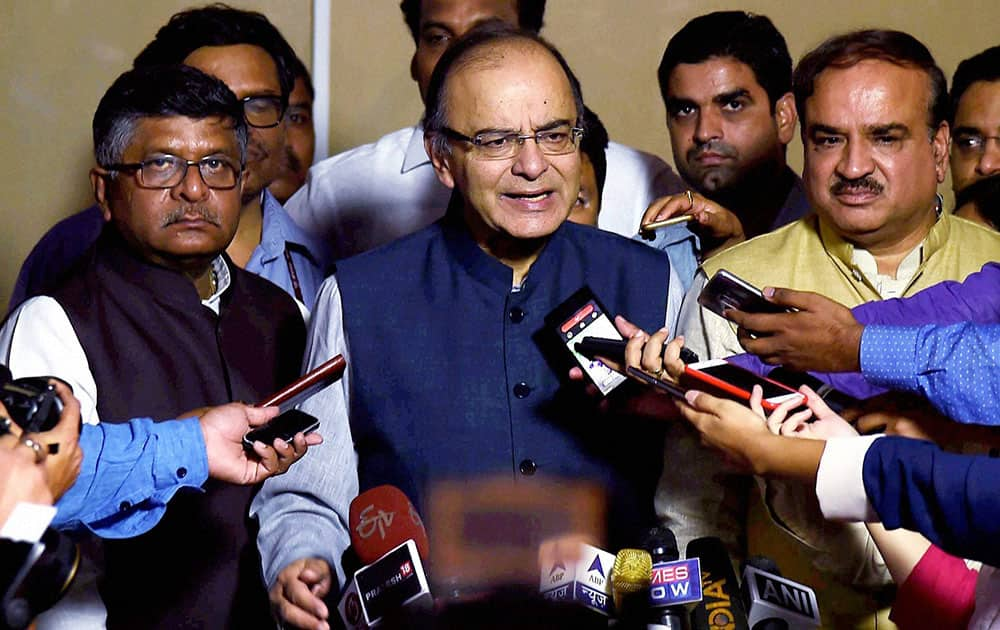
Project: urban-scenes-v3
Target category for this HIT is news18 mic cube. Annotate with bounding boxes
[539,543,615,616]
[354,539,432,626]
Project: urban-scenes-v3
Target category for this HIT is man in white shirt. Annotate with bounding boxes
[285,0,684,259]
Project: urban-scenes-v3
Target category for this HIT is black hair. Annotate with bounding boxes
[422,20,584,158]
[133,3,297,105]
[93,64,247,167]
[580,106,609,199]
[955,175,1000,230]
[657,11,792,111]
[950,46,1000,123]
[399,0,546,43]
[793,29,948,131]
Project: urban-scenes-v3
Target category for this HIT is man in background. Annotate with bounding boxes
[948,45,999,227]
[1,65,307,630]
[268,54,316,204]
[641,11,807,284]
[285,0,685,260]
[9,7,327,312]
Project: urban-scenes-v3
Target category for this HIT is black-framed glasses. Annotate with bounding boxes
[953,132,1000,157]
[241,95,285,128]
[442,124,584,160]
[105,155,243,189]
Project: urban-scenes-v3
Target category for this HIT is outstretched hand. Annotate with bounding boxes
[727,288,863,373]
[198,404,323,485]
[640,190,746,257]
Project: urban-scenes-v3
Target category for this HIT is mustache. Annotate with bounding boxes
[161,206,221,228]
[830,176,884,196]
[687,140,738,161]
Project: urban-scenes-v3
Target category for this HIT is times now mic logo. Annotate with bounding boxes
[649,558,702,606]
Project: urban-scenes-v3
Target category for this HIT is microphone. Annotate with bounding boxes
[538,542,615,616]
[686,537,749,630]
[645,527,702,630]
[339,486,433,628]
[348,485,430,565]
[611,548,652,622]
[741,556,820,630]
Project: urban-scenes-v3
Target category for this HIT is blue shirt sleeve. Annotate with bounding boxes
[53,417,209,538]
[853,262,1000,326]
[862,436,1000,566]
[861,322,1000,425]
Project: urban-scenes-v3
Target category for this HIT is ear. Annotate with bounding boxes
[410,52,419,84]
[931,121,950,184]
[90,168,113,221]
[774,93,798,146]
[424,134,456,189]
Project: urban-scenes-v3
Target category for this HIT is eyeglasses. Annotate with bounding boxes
[105,155,243,189]
[953,132,1000,156]
[241,95,285,128]
[442,124,584,160]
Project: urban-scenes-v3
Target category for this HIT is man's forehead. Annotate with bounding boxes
[668,56,763,97]
[183,43,281,98]
[126,115,239,155]
[807,60,928,125]
[420,0,519,30]
[954,80,1000,126]
[445,42,575,121]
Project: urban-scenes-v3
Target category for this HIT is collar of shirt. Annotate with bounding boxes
[817,205,951,290]
[851,244,924,299]
[403,124,432,174]
[201,255,230,314]
[256,189,327,266]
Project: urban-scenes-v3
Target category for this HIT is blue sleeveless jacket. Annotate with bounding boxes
[337,215,673,547]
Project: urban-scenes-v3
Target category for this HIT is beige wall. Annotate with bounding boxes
[3,1,998,306]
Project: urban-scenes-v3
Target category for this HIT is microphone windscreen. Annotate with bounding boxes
[611,548,652,596]
[349,485,429,565]
[687,537,750,630]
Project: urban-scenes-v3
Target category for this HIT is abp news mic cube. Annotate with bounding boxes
[539,543,615,616]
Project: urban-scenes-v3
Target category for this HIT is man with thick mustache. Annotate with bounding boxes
[667,30,1000,628]
[0,65,307,629]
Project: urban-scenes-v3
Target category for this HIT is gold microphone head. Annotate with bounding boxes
[611,548,652,611]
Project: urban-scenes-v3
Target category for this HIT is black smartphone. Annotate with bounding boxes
[242,408,319,451]
[697,269,793,319]
[545,287,627,396]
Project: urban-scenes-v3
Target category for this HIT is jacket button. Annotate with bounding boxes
[119,501,131,511]
[177,467,188,479]
[509,307,525,323]
[513,382,531,398]
[519,459,537,475]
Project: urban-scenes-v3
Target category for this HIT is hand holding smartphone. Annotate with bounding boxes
[698,269,793,319]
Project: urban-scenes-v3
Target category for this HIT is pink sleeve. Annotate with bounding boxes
[890,544,977,630]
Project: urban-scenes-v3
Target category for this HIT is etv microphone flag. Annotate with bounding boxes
[539,543,615,616]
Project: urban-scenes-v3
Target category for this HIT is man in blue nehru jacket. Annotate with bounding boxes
[253,22,684,629]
